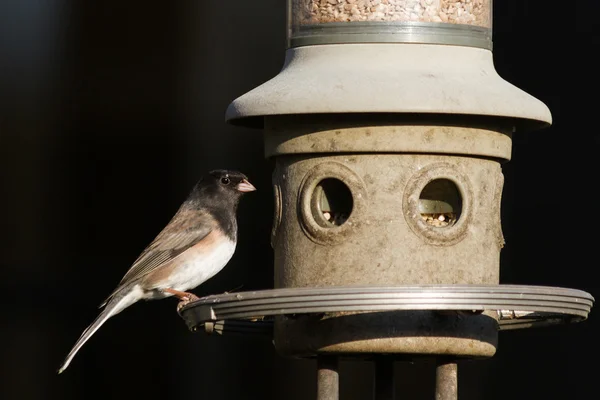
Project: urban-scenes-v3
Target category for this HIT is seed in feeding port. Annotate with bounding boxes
[420,212,456,228]
[323,212,332,221]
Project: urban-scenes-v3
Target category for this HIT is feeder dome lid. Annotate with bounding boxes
[225,44,552,131]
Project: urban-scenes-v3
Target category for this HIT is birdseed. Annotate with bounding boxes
[421,212,457,227]
[292,0,491,28]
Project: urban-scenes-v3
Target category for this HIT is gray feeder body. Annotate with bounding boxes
[226,4,551,359]
[267,116,507,358]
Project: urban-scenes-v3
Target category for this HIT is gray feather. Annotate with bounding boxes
[99,210,214,308]
[58,285,138,374]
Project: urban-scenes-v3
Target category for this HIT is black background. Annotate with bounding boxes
[1,1,598,399]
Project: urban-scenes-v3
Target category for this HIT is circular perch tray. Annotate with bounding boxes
[178,285,594,335]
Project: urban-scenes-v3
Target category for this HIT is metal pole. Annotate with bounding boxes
[317,356,339,400]
[373,357,395,400]
[435,360,458,400]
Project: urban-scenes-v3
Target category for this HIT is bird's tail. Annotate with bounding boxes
[57,285,139,374]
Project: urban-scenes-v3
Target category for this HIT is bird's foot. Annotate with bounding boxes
[176,295,200,313]
[162,288,201,312]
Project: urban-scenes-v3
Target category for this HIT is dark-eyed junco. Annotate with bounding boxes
[58,170,256,374]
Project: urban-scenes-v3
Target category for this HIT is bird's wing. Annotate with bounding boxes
[99,208,215,307]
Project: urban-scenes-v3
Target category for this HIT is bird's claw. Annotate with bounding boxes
[176,293,201,313]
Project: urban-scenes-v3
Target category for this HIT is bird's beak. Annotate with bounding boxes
[236,179,257,193]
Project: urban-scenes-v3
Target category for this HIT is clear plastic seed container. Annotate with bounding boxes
[288,0,492,49]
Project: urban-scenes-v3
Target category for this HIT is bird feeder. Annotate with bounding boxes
[180,1,594,398]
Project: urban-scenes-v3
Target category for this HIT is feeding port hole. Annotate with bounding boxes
[419,179,462,228]
[311,178,353,227]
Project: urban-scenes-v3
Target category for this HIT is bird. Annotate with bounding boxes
[57,169,256,374]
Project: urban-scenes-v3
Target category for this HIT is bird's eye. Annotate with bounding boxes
[221,177,230,185]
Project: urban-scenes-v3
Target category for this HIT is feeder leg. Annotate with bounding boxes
[435,360,458,400]
[317,356,339,400]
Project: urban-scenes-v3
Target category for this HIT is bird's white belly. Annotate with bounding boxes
[160,239,237,292]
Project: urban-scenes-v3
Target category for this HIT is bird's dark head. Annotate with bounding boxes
[188,169,256,209]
